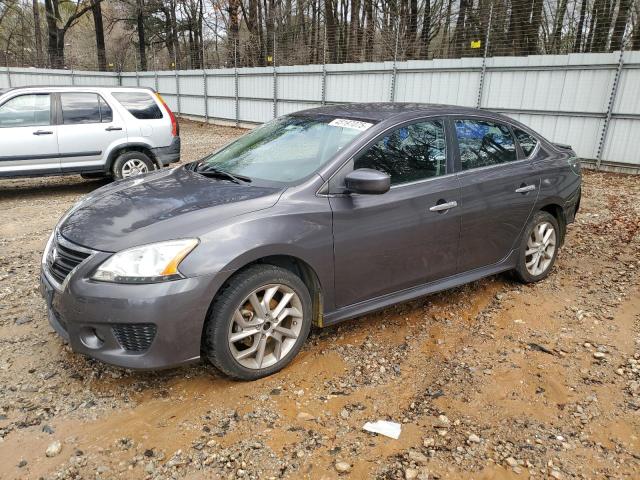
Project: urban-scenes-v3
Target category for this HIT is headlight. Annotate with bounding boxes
[92,239,199,284]
[42,230,56,267]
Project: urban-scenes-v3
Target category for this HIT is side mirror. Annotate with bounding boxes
[344,168,391,195]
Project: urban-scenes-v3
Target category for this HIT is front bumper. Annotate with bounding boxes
[152,136,181,166]
[40,260,221,370]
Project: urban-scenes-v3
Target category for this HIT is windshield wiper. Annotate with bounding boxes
[193,164,252,184]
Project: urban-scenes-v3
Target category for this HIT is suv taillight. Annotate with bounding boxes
[156,93,179,137]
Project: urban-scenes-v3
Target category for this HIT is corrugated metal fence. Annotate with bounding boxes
[2,51,639,171]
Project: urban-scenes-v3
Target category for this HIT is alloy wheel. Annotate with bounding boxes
[228,284,304,370]
[121,159,149,178]
[525,221,556,276]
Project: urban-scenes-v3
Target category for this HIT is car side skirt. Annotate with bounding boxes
[321,249,519,327]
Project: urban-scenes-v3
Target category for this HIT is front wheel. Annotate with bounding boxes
[203,265,312,380]
[513,211,560,283]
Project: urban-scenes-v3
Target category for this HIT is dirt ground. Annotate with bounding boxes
[0,119,639,480]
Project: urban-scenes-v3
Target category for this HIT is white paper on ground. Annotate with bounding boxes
[362,420,402,439]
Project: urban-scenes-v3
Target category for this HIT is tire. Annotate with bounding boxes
[111,152,155,180]
[513,211,561,283]
[204,265,313,380]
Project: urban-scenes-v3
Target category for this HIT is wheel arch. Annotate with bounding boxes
[539,202,566,244]
[201,253,325,345]
[106,143,160,172]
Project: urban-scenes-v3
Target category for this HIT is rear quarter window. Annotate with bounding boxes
[514,128,539,157]
[112,92,163,120]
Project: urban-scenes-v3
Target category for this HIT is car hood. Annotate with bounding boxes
[59,167,283,252]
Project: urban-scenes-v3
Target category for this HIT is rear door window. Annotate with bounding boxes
[0,94,51,127]
[454,119,518,170]
[60,93,103,124]
[112,92,163,119]
[354,119,447,185]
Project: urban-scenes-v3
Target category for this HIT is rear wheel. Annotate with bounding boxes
[112,152,155,180]
[204,265,312,380]
[513,211,560,283]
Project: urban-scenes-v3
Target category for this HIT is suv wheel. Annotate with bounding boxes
[204,265,312,380]
[514,211,560,283]
[112,152,155,180]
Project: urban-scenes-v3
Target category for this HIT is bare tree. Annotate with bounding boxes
[44,0,100,68]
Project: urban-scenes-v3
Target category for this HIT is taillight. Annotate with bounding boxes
[156,93,179,137]
[568,156,581,175]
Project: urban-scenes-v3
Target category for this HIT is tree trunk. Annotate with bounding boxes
[573,0,587,52]
[91,0,106,71]
[550,0,568,52]
[44,0,64,68]
[452,0,468,57]
[592,0,613,52]
[349,0,360,61]
[134,0,146,70]
[527,0,544,54]
[32,0,43,67]
[228,0,240,66]
[610,0,631,51]
[420,0,431,58]
[634,16,640,50]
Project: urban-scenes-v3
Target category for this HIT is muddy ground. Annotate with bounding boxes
[0,119,639,480]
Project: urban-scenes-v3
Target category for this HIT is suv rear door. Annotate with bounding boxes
[452,117,540,273]
[56,92,125,173]
[0,92,59,176]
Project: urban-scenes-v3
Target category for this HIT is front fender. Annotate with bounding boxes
[178,195,335,310]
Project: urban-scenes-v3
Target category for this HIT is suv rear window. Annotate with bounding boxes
[112,92,163,120]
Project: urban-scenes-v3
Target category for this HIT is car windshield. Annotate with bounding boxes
[197,115,373,183]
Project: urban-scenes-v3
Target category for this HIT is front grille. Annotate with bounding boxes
[48,234,92,285]
[112,324,157,352]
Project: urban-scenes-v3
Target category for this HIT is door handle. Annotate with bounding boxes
[105,126,123,131]
[429,200,458,212]
[515,184,536,194]
[33,130,53,135]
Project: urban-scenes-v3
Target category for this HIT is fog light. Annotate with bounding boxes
[79,327,104,349]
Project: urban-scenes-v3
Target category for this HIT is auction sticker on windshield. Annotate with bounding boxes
[328,118,373,131]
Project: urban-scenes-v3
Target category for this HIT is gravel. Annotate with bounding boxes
[0,119,639,479]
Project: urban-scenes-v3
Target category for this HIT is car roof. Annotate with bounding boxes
[1,86,155,94]
[294,102,517,123]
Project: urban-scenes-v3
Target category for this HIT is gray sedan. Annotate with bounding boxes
[40,103,581,380]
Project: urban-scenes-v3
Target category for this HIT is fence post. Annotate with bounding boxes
[174,51,181,114]
[5,65,11,88]
[476,3,493,108]
[202,42,209,122]
[596,49,625,169]
[389,20,400,102]
[273,29,278,119]
[321,21,327,106]
[234,42,239,127]
[153,47,159,92]
[135,51,140,87]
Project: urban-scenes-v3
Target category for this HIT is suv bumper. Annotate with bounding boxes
[152,137,181,166]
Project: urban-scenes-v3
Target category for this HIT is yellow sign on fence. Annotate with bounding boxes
[470,40,482,49]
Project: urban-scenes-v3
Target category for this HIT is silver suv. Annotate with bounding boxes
[0,86,180,180]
